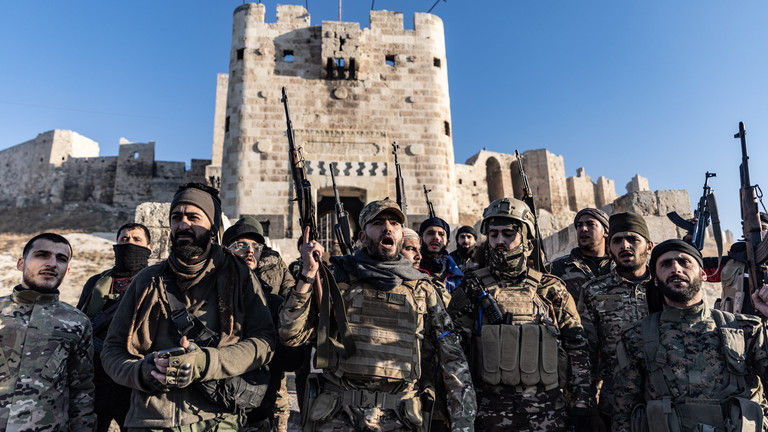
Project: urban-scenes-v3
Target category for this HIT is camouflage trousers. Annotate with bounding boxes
[274,374,290,431]
[127,414,241,432]
[476,391,569,432]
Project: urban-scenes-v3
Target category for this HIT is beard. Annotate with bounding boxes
[364,233,403,261]
[171,228,211,260]
[23,269,65,293]
[612,248,648,274]
[659,273,702,304]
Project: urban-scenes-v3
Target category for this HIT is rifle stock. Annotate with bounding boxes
[515,150,547,272]
[330,162,354,255]
[735,121,768,306]
[392,142,408,225]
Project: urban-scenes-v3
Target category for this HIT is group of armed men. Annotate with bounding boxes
[3,181,768,432]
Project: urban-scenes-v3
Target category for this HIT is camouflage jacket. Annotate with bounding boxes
[613,303,768,432]
[448,267,592,410]
[577,267,652,414]
[257,249,295,299]
[278,260,476,432]
[0,286,96,432]
[549,248,611,301]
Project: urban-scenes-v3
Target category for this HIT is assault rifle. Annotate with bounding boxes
[667,172,723,258]
[735,122,768,310]
[515,150,547,272]
[330,162,355,255]
[282,87,355,364]
[423,185,436,219]
[392,142,408,225]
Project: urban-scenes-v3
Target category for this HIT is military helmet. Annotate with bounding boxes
[480,197,535,239]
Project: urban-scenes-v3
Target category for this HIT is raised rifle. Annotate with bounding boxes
[735,122,768,314]
[330,162,355,255]
[667,172,723,258]
[423,185,436,219]
[514,150,547,272]
[392,142,408,225]
[282,87,355,364]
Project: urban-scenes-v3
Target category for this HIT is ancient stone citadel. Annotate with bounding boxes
[0,3,706,258]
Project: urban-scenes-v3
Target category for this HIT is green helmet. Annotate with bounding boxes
[480,197,536,239]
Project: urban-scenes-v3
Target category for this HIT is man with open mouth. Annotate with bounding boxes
[280,198,476,432]
[578,211,659,430]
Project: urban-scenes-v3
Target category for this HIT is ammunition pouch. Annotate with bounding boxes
[198,366,270,412]
[479,323,560,390]
[630,397,763,432]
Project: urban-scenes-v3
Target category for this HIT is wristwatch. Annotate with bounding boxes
[298,273,316,285]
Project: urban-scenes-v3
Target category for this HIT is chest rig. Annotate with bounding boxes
[330,278,429,383]
[471,268,561,390]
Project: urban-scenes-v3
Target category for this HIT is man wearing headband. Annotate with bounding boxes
[101,183,275,431]
[280,198,476,431]
[448,197,591,431]
[614,239,768,431]
[77,223,152,432]
[551,208,612,301]
[578,212,656,429]
[419,216,464,294]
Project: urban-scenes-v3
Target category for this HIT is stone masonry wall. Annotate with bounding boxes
[219,3,454,239]
[0,130,210,211]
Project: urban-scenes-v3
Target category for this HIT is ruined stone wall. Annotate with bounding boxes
[219,3,454,239]
[0,130,103,207]
[1,131,210,211]
[566,167,597,211]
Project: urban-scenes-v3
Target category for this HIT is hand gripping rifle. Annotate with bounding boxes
[423,185,436,219]
[667,172,723,258]
[735,122,768,312]
[282,87,355,364]
[392,142,408,225]
[330,162,355,255]
[515,150,547,272]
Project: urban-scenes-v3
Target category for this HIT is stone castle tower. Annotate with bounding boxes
[211,3,456,240]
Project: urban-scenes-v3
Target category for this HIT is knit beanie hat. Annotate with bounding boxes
[608,212,650,242]
[649,239,703,277]
[455,225,478,241]
[574,208,609,231]
[419,217,450,238]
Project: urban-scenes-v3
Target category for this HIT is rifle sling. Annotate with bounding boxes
[315,261,356,369]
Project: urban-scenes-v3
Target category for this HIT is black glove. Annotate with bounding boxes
[139,352,166,393]
[570,406,592,432]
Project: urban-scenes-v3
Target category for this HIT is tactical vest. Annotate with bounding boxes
[83,272,116,318]
[331,278,428,382]
[473,268,561,390]
[632,309,764,432]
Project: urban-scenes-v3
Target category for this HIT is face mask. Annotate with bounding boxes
[489,242,528,278]
[113,243,151,276]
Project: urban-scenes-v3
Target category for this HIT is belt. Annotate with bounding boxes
[341,388,404,411]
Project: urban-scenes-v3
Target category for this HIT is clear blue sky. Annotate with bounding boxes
[2,1,768,235]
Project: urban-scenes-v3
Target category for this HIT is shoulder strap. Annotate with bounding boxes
[641,313,671,399]
[161,265,221,348]
[315,261,356,369]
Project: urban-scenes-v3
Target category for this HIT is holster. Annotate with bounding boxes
[302,373,322,431]
[419,387,436,432]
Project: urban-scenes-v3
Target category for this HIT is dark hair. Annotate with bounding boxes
[116,223,151,244]
[23,233,73,261]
